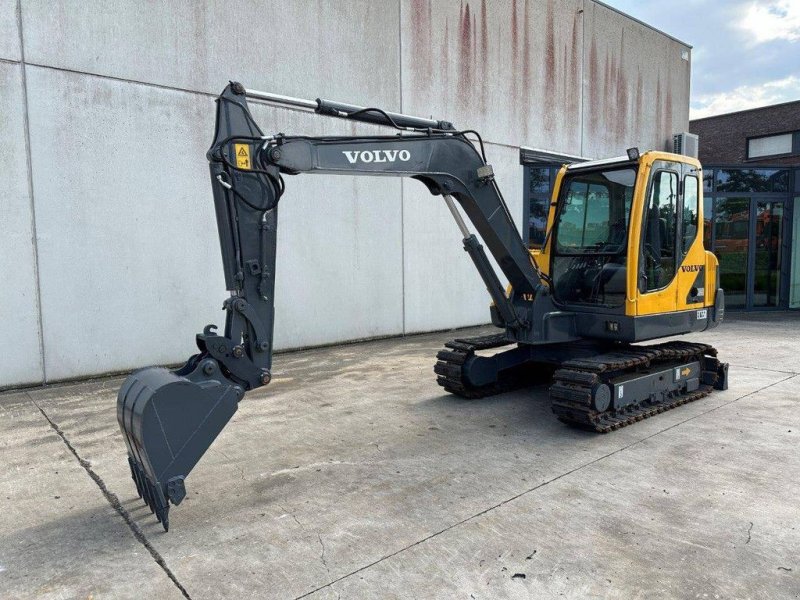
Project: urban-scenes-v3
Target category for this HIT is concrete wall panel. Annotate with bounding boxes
[26,68,222,380]
[581,1,691,158]
[403,142,523,333]
[401,0,584,153]
[25,68,403,380]
[21,0,400,109]
[0,0,20,61]
[0,62,44,386]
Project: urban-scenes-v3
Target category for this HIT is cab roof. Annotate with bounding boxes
[565,155,633,171]
[565,150,701,172]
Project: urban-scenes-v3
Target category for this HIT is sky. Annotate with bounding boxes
[605,0,800,119]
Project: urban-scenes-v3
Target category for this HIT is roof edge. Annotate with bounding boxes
[690,99,800,123]
[592,1,693,48]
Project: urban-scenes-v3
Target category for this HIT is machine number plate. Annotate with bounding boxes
[696,309,707,320]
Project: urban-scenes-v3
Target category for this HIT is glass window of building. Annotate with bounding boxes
[703,168,714,193]
[792,196,800,309]
[714,197,750,309]
[747,133,793,159]
[529,168,550,194]
[753,201,784,308]
[715,168,790,193]
[703,196,713,250]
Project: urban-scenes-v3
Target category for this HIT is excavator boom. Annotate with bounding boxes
[117,82,547,530]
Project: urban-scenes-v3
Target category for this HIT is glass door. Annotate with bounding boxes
[713,197,787,309]
[714,197,750,308]
[752,201,784,307]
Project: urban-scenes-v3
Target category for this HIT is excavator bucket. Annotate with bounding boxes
[117,357,243,530]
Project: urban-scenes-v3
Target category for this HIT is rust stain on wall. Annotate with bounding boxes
[616,29,629,141]
[522,0,533,138]
[562,42,568,121]
[655,72,663,145]
[443,18,450,93]
[569,11,580,130]
[472,11,477,61]
[409,0,433,87]
[603,48,611,135]
[543,0,555,136]
[480,0,488,115]
[401,0,684,155]
[665,87,673,144]
[458,2,474,113]
[635,68,643,136]
[588,35,600,137]
[511,0,519,126]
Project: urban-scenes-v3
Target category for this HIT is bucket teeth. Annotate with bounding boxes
[116,362,241,532]
[127,455,144,499]
[128,453,172,531]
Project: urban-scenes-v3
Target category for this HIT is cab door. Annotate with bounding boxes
[637,159,681,315]
[674,163,707,309]
[636,157,707,316]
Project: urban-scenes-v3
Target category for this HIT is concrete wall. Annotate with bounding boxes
[1,0,691,387]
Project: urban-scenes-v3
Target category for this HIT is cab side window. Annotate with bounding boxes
[682,175,699,255]
[642,170,678,291]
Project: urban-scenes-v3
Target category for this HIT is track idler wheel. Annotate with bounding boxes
[117,356,243,530]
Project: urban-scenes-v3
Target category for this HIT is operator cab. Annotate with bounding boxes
[545,150,709,320]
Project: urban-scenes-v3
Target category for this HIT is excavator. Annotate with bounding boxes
[117,82,728,530]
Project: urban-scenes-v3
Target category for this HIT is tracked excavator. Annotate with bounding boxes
[118,82,728,530]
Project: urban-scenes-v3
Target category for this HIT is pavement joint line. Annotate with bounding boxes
[727,364,798,375]
[292,372,798,599]
[25,392,193,600]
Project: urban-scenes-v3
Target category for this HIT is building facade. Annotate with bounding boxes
[2,0,691,388]
[690,102,800,311]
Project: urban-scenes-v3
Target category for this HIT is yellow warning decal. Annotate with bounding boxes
[681,367,691,377]
[234,143,251,170]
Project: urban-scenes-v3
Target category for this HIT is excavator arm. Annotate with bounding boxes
[117,82,545,530]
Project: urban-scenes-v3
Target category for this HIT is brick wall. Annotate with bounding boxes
[690,101,800,166]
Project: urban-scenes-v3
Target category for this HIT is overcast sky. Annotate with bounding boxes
[605,0,800,119]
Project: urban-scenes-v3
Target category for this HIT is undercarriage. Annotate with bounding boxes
[435,333,728,432]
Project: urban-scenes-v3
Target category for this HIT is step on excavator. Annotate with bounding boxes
[118,82,728,530]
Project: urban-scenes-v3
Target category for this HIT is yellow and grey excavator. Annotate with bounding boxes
[117,82,727,530]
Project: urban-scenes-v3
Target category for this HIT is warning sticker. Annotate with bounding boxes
[234,143,251,170]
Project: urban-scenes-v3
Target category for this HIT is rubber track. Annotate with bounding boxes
[550,341,722,433]
[435,335,724,433]
[434,333,518,399]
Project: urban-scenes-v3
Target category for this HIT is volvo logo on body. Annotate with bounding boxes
[342,149,411,164]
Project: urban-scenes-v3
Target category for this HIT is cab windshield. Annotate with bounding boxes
[555,166,637,255]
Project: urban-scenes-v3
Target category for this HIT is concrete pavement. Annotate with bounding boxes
[1,312,798,599]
